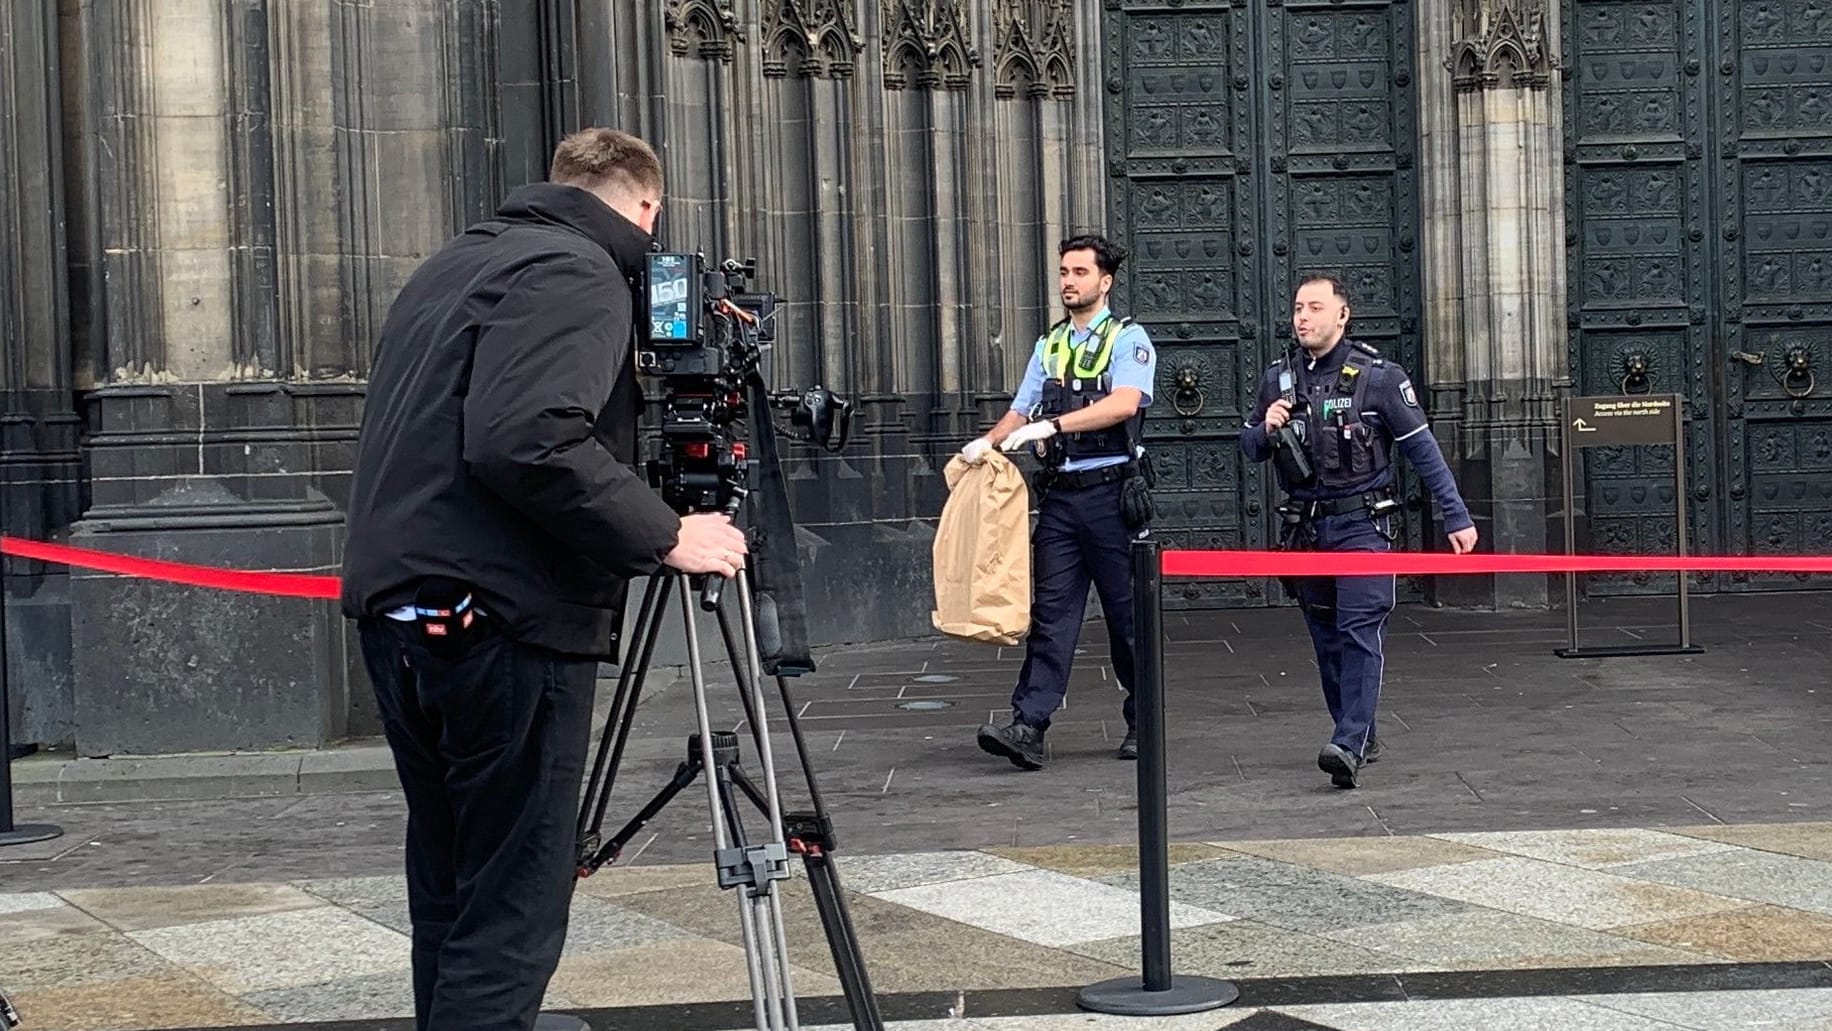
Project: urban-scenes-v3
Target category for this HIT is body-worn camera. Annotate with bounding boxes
[638,252,853,516]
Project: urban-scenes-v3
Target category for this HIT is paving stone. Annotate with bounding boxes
[1219,836,1499,877]
[6,972,270,1031]
[1285,996,1692,1030]
[871,868,1234,948]
[1575,987,1832,1029]
[1426,829,1739,870]
[1317,910,1713,969]
[127,907,411,994]
[62,882,325,932]
[1615,904,1832,962]
[1612,848,1832,917]
[1102,856,1475,935]
[1069,918,1405,979]
[1367,856,1747,930]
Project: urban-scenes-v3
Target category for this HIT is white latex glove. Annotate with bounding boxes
[960,436,994,464]
[1000,420,1058,451]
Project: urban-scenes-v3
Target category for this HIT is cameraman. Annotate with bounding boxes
[961,233,1157,770]
[340,128,747,1031]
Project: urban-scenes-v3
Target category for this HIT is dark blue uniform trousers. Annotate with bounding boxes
[1012,479,1137,730]
[1295,512,1395,759]
[359,618,596,1031]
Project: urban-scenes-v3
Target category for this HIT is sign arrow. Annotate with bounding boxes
[1573,417,1597,432]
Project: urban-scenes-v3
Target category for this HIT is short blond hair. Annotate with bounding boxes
[549,128,663,198]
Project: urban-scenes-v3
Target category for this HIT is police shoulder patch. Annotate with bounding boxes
[1134,342,1153,364]
[1399,379,1418,408]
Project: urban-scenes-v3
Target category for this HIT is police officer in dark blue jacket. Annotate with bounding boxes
[1242,275,1478,789]
[961,234,1159,771]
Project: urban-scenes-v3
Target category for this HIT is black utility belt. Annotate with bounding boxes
[1043,461,1137,490]
[1282,489,1397,521]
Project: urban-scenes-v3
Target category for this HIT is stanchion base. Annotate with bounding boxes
[1554,644,1705,659]
[533,1014,589,1031]
[0,824,62,848]
[1077,974,1239,1016]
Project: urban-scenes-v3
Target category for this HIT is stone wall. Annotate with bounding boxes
[1,1,1108,753]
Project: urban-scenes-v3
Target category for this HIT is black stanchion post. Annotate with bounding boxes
[0,547,62,848]
[1077,538,1237,1016]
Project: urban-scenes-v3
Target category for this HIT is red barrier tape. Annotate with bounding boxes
[1162,549,1832,578]
[0,536,340,599]
[5,534,1830,599]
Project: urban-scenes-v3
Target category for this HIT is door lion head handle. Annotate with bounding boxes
[1620,350,1652,395]
[1783,346,1816,399]
[1172,366,1205,416]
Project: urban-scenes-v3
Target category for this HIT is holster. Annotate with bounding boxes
[1121,473,1154,529]
[1273,505,1313,605]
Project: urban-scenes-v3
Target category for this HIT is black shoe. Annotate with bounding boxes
[1363,736,1384,764]
[977,719,1046,770]
[1117,729,1138,761]
[1318,742,1362,789]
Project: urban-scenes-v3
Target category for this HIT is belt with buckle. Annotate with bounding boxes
[1285,488,1394,521]
[1046,461,1137,490]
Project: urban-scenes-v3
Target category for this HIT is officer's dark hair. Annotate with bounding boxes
[1059,234,1128,277]
[1296,273,1351,307]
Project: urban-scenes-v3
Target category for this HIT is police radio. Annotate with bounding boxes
[1272,366,1314,486]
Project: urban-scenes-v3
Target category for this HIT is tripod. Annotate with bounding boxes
[575,567,883,1031]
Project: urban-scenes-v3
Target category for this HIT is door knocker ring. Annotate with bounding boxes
[1620,351,1652,396]
[1172,366,1206,417]
[1783,347,1816,399]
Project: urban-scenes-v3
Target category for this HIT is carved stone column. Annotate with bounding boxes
[0,0,82,747]
[1417,0,1567,609]
[626,0,1106,653]
[61,1,575,754]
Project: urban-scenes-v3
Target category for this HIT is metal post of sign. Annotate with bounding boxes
[1555,393,1705,659]
[1562,399,1580,655]
[1674,399,1691,651]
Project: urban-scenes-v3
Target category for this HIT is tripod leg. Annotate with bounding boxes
[802,851,885,1031]
[771,673,829,826]
[714,598,769,769]
[731,570,806,1030]
[578,575,675,843]
[731,570,789,844]
[678,574,779,1031]
[582,752,700,875]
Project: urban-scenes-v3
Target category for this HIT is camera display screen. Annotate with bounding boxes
[647,253,697,343]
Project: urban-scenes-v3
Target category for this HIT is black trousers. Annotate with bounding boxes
[358,618,596,1031]
[1011,478,1138,730]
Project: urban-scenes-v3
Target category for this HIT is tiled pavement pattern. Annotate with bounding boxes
[8,592,1832,1029]
[10,825,1832,1030]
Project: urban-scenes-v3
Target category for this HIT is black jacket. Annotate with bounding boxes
[340,183,681,658]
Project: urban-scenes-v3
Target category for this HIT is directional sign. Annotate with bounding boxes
[1566,394,1681,448]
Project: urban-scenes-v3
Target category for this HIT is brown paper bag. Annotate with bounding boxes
[931,450,1031,645]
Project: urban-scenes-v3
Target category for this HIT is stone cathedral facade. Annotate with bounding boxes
[1,0,1826,754]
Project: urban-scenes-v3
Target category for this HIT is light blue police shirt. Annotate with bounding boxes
[1009,308,1157,472]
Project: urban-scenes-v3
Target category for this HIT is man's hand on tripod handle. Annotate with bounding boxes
[664,513,748,579]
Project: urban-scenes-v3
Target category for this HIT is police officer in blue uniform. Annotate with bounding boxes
[1243,275,1478,789]
[959,234,1159,770]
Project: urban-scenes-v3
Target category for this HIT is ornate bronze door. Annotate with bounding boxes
[1102,1,1424,607]
[1564,0,1832,593]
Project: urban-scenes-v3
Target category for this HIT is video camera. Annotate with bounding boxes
[639,252,853,516]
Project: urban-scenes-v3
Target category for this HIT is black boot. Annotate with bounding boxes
[977,717,1046,770]
[1116,728,1138,760]
[1318,742,1363,789]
